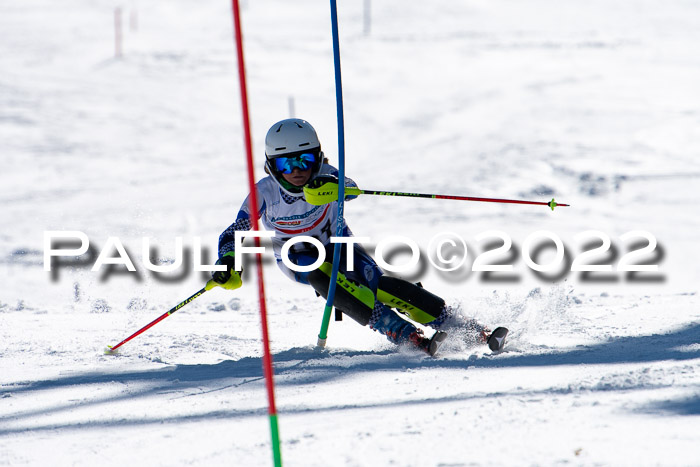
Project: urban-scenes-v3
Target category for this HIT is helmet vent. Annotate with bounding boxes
[299,142,309,147]
[275,146,286,150]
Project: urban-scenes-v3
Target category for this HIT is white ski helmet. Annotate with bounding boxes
[264,118,324,195]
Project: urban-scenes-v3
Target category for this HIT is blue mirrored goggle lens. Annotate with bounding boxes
[274,153,316,174]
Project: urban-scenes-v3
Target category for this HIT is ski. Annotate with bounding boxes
[428,331,448,356]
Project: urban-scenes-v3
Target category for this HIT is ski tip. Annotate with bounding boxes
[104,345,118,356]
[429,331,448,357]
[487,327,509,352]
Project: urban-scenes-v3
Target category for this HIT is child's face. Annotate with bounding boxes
[282,167,312,187]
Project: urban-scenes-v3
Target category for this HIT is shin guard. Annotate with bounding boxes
[307,263,374,326]
[376,276,446,324]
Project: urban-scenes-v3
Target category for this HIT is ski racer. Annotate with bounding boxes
[212,118,506,356]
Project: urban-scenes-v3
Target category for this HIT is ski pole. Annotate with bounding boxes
[104,280,219,354]
[306,185,569,211]
[359,189,568,210]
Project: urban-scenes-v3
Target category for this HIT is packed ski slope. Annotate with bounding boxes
[1,0,700,465]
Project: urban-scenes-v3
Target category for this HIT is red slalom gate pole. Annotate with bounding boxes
[231,1,282,466]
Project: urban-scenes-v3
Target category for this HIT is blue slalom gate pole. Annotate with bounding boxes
[317,0,346,347]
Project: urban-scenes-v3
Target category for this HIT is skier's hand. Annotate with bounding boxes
[304,175,340,205]
[212,252,243,290]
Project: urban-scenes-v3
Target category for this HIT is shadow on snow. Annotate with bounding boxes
[1,322,698,435]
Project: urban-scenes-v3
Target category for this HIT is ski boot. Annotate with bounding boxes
[434,309,508,352]
[371,305,447,356]
[409,329,448,357]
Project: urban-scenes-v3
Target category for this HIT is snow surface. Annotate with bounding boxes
[2,0,700,465]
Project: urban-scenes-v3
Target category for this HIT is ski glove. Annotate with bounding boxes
[212,252,243,290]
[304,175,341,205]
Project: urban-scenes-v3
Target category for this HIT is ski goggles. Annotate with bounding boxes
[273,152,317,174]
